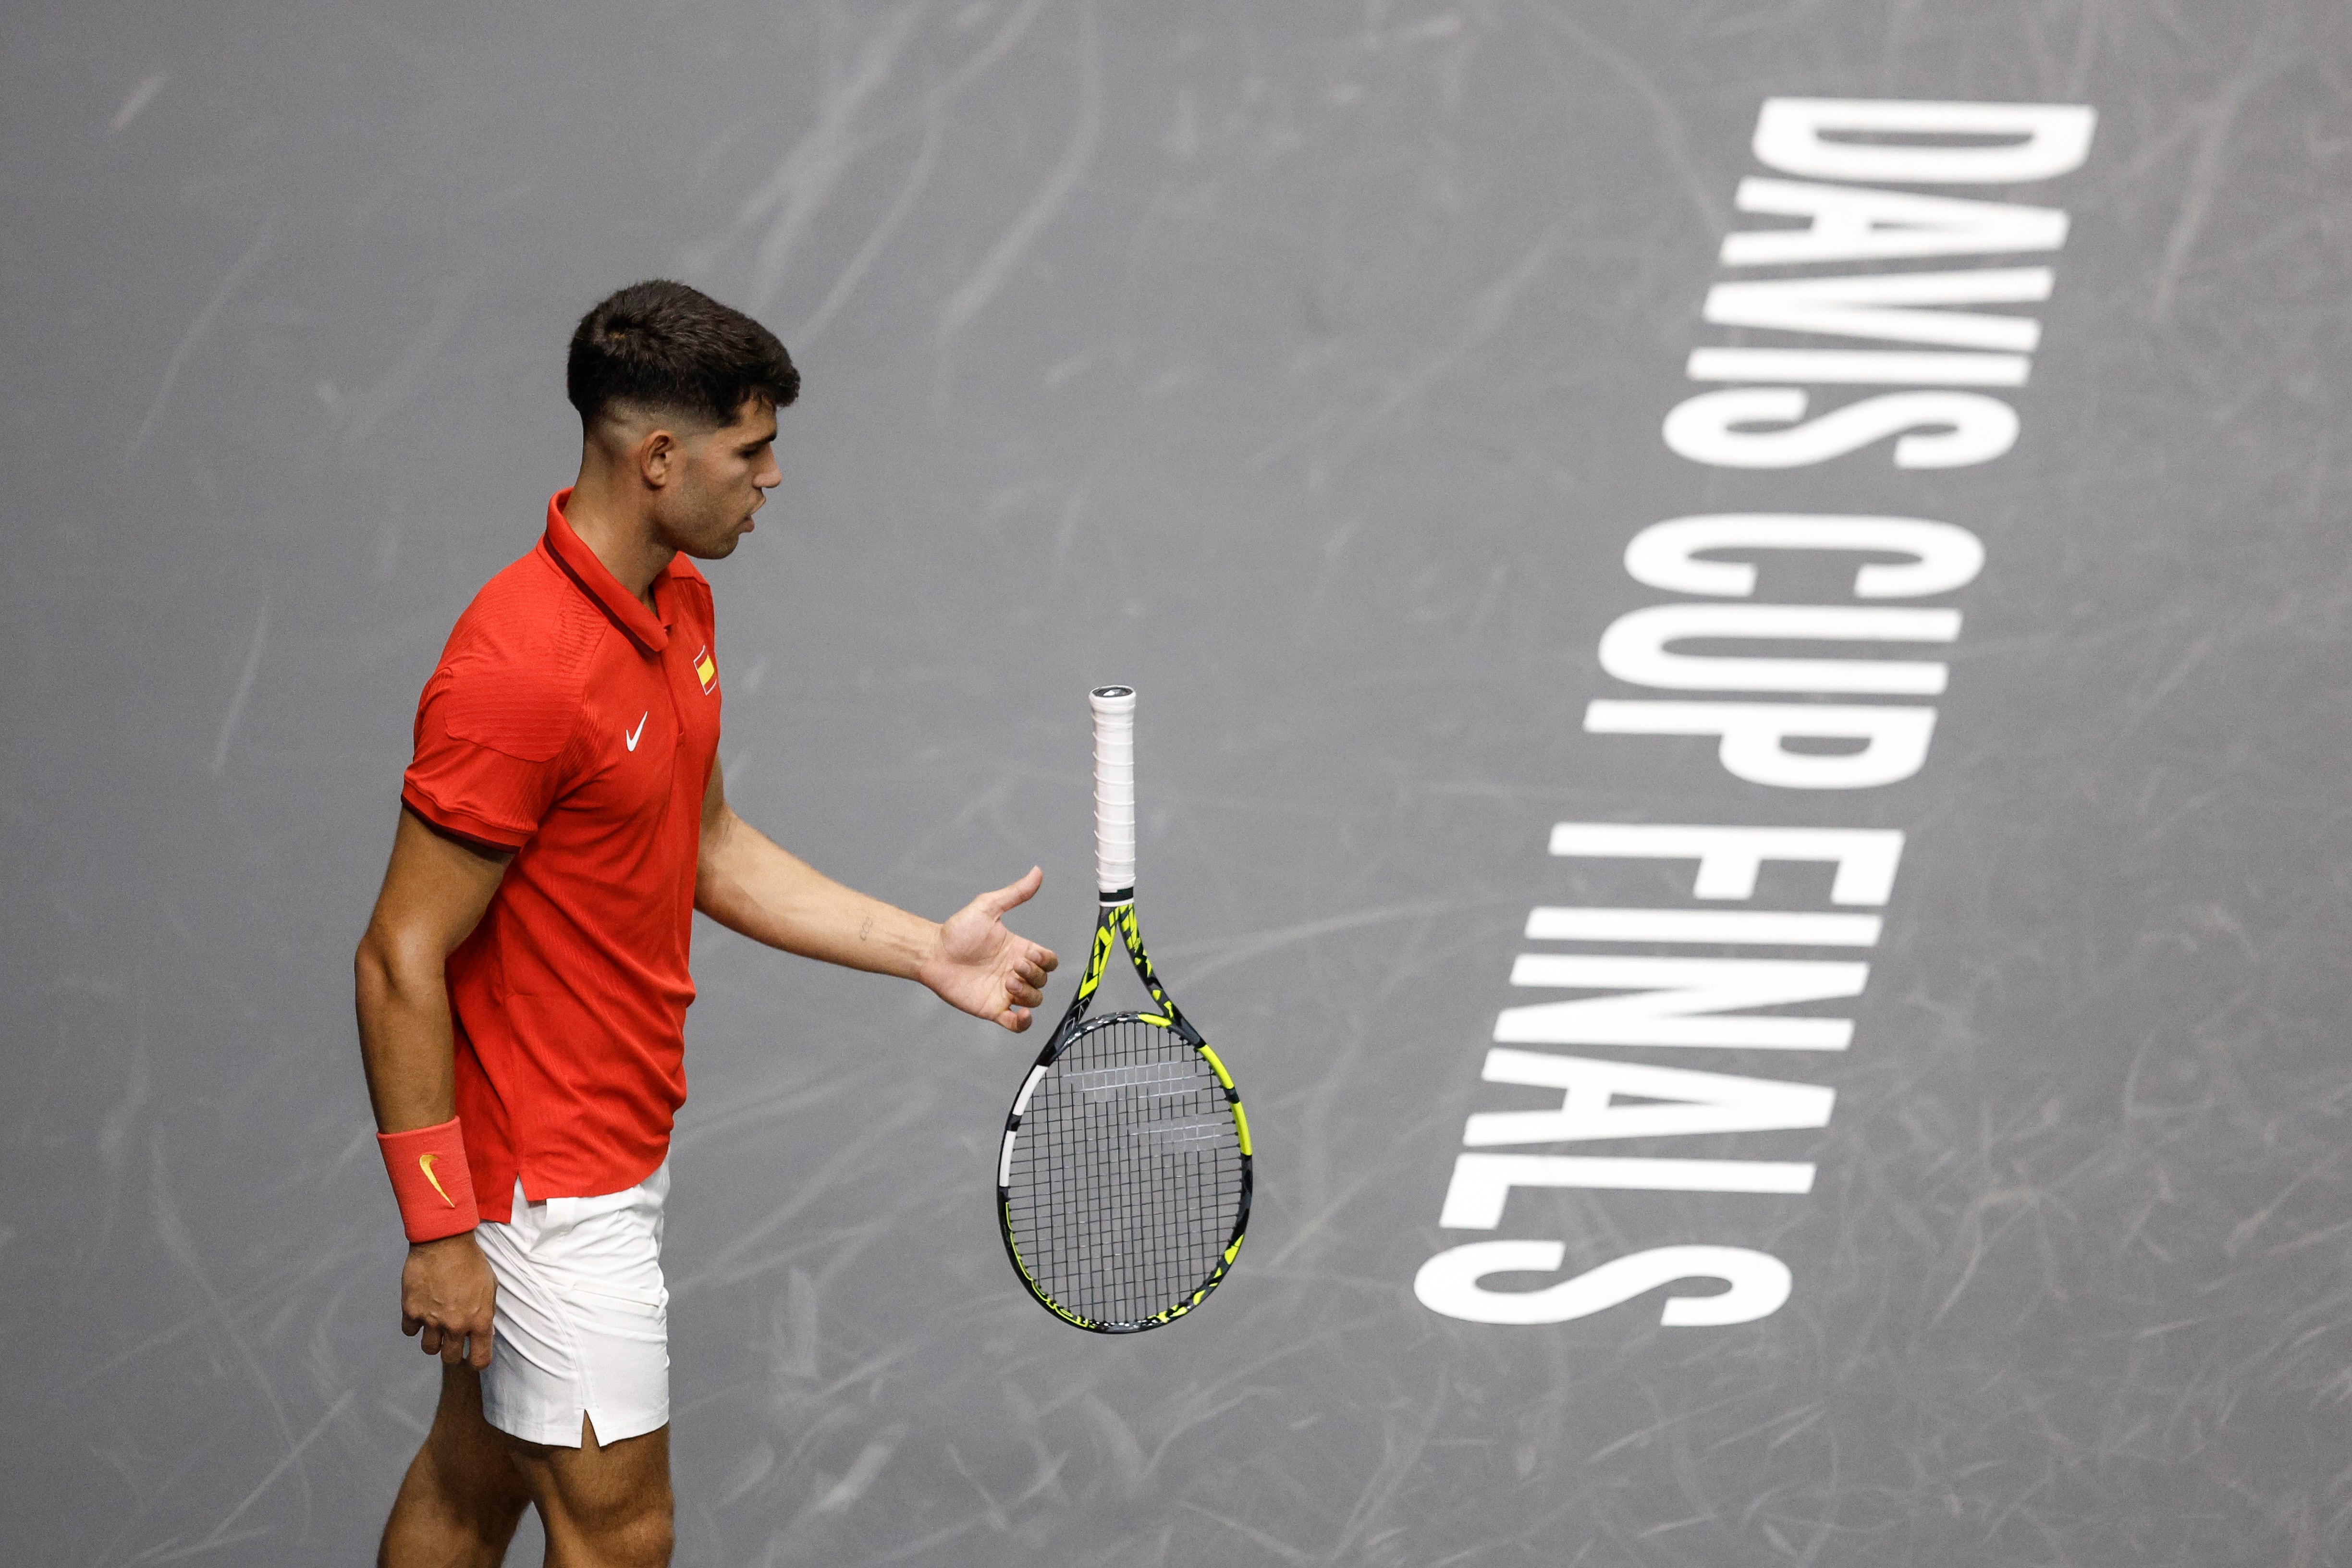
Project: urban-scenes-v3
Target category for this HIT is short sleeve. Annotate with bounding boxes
[402,653,583,850]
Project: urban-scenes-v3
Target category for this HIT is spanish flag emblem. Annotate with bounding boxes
[693,644,718,694]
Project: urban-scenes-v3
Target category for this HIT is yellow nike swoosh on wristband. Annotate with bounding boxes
[419,1152,456,1207]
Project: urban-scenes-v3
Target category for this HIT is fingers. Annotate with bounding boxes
[979,866,1044,917]
[998,1004,1034,1032]
[1032,943,1059,974]
[426,1317,494,1365]
[401,1234,497,1366]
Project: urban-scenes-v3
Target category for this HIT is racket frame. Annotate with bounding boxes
[996,887,1254,1333]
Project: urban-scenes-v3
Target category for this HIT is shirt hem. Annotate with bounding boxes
[514,1141,674,1209]
[401,786,534,852]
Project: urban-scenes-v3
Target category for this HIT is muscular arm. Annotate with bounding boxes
[356,809,512,1128]
[355,808,511,1368]
[694,765,1058,1029]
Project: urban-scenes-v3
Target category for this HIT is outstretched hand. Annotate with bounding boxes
[920,867,1060,1031]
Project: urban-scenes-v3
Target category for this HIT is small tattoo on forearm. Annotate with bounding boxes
[858,916,874,942]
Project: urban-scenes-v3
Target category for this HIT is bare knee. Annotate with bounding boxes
[558,1479,673,1567]
[380,1369,530,1567]
[380,1459,527,1568]
[602,1500,674,1568]
[542,1498,673,1566]
[515,1421,674,1568]
[419,1436,534,1533]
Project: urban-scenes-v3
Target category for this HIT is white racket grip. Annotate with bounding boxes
[1090,685,1137,896]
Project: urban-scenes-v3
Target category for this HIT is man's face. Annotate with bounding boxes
[653,397,781,560]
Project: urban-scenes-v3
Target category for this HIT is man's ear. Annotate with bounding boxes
[637,426,682,490]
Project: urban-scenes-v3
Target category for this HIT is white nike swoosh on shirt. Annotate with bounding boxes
[625,712,648,751]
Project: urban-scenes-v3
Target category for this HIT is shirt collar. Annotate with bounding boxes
[541,490,670,655]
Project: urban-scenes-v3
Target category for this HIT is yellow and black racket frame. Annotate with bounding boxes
[995,888,1254,1333]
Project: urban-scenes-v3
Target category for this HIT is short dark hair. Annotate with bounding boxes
[566,280,799,430]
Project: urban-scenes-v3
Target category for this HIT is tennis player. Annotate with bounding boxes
[355,280,1056,1567]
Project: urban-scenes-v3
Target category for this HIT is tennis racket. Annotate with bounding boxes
[996,686,1252,1332]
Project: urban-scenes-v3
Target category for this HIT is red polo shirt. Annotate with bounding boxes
[402,490,723,1220]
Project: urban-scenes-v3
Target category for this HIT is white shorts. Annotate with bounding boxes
[475,1162,671,1448]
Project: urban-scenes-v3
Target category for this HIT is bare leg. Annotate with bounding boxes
[379,1364,532,1568]
[504,1416,674,1568]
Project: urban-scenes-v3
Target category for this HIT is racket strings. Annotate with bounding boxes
[1007,1016,1244,1326]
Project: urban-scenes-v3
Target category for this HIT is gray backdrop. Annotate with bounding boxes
[8,2,2352,1563]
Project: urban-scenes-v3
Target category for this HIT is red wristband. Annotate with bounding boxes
[377,1117,480,1242]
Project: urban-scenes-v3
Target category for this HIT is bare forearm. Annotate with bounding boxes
[355,934,461,1134]
[355,809,512,1136]
[696,808,940,978]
